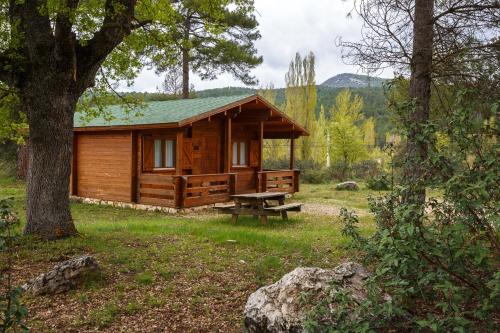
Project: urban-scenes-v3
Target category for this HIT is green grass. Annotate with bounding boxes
[1,178,375,332]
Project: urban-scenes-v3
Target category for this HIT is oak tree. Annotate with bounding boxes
[0,0,231,240]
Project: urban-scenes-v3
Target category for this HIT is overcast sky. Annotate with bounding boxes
[125,0,392,92]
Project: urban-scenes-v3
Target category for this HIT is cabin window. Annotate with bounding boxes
[232,141,247,166]
[153,139,176,169]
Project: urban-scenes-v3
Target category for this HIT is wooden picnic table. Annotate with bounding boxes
[225,192,302,224]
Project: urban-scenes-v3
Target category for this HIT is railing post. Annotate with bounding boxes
[175,176,186,208]
[229,173,237,195]
[293,170,300,193]
[261,172,267,192]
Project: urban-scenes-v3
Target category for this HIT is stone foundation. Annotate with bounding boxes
[70,196,217,214]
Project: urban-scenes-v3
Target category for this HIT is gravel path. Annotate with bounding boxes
[301,203,370,217]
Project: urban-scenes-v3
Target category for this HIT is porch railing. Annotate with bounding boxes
[181,173,237,208]
[258,170,300,194]
[139,173,236,208]
[138,174,181,207]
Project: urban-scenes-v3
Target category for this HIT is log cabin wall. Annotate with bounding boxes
[74,131,133,202]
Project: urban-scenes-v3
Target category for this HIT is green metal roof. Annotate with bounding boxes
[74,94,255,128]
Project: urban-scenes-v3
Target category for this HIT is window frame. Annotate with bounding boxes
[150,136,176,171]
[232,140,248,167]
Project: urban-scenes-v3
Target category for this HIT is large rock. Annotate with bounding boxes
[22,255,100,295]
[244,262,370,333]
[335,181,359,191]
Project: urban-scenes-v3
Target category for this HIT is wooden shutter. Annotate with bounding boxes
[249,140,259,167]
[142,136,154,172]
[182,138,193,169]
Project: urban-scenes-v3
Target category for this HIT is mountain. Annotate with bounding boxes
[321,73,388,88]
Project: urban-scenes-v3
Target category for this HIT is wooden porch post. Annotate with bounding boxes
[290,135,295,170]
[259,121,264,172]
[175,128,184,175]
[225,113,232,173]
[130,131,137,202]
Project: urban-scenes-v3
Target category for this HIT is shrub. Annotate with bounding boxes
[306,93,500,331]
[0,199,28,332]
[366,174,391,191]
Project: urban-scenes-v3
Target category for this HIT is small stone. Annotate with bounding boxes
[226,240,237,243]
[22,255,100,295]
[335,181,359,191]
[239,260,247,264]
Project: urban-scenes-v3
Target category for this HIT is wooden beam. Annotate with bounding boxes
[176,128,184,175]
[225,113,232,172]
[71,133,78,196]
[259,121,264,172]
[130,131,137,202]
[290,136,295,170]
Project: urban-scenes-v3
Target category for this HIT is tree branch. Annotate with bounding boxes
[75,0,138,92]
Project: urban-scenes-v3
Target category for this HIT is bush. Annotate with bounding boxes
[0,199,28,332]
[366,174,391,190]
[305,93,500,331]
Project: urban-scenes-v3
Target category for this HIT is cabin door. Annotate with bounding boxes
[192,136,219,174]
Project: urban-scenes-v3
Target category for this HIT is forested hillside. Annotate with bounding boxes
[196,84,391,146]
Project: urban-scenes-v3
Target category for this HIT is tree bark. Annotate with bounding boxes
[16,144,28,180]
[22,77,78,239]
[182,47,190,99]
[404,0,434,207]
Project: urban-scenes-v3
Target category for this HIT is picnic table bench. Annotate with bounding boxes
[215,192,303,224]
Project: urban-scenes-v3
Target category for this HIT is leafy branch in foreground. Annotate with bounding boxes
[306,92,499,332]
[0,199,28,332]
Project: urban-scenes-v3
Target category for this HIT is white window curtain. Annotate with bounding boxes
[165,140,175,168]
[154,139,162,168]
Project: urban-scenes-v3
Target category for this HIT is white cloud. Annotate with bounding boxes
[123,0,391,92]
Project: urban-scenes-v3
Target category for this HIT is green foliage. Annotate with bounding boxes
[284,52,317,161]
[306,92,500,331]
[156,0,262,88]
[0,199,28,332]
[329,90,368,179]
[366,174,391,191]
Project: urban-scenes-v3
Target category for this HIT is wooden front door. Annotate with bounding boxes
[192,136,220,174]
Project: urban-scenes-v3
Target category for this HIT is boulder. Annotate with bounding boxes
[335,181,359,191]
[244,262,370,333]
[22,255,100,295]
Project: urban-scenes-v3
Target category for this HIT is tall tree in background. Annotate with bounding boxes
[329,90,367,178]
[0,0,237,240]
[159,0,263,98]
[342,0,499,207]
[311,105,328,167]
[362,117,376,148]
[284,52,317,161]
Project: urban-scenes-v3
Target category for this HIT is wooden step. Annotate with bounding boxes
[264,203,303,212]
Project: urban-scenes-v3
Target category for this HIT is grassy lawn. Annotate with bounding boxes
[1,178,375,332]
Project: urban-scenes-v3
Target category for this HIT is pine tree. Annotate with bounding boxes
[158,0,263,98]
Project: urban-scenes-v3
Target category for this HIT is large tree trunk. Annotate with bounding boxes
[22,78,78,240]
[182,47,190,99]
[404,0,434,208]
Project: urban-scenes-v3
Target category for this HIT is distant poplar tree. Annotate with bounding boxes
[362,117,376,148]
[311,105,328,167]
[329,90,368,178]
[284,52,317,162]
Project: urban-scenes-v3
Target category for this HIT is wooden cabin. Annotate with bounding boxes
[71,94,308,208]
